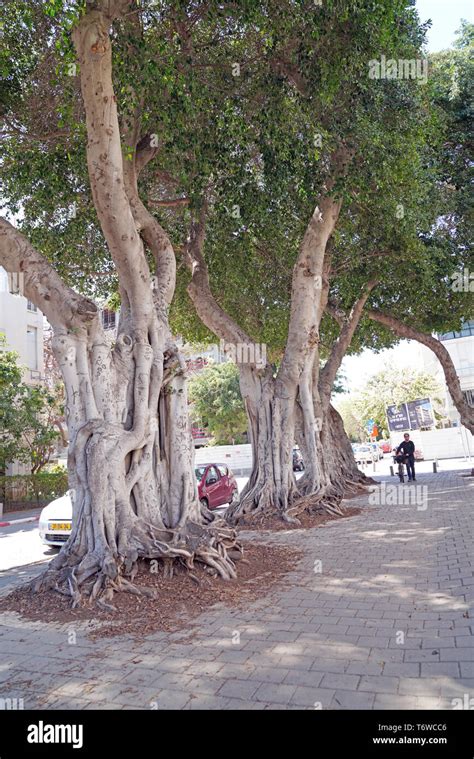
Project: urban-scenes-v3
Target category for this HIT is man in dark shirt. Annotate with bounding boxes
[396,433,416,481]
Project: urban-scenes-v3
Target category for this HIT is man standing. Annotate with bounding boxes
[396,433,416,481]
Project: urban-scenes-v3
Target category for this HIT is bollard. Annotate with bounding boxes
[433,461,437,473]
[390,465,394,476]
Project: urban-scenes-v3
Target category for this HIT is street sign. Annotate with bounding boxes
[366,418,375,433]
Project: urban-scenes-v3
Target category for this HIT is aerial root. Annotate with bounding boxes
[29,517,242,608]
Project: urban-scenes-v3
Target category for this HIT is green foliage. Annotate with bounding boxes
[0,338,62,473]
[188,362,247,445]
[338,365,444,439]
[0,2,471,375]
[0,471,69,505]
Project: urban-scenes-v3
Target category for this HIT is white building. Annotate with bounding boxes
[0,267,45,476]
[0,267,44,383]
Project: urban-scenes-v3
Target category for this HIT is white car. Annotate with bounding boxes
[39,491,73,547]
[353,445,376,465]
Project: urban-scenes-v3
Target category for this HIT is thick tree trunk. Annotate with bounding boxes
[0,2,242,607]
[37,326,239,607]
[323,404,374,494]
[225,365,301,523]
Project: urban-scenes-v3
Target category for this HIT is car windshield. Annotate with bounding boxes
[359,446,371,452]
[195,467,207,482]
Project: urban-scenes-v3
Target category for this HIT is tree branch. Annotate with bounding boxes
[367,309,474,434]
[319,279,378,403]
[72,4,154,327]
[185,207,255,350]
[0,217,99,331]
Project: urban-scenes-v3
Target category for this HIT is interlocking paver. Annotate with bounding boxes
[0,468,472,709]
[216,679,260,700]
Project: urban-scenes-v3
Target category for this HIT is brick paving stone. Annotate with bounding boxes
[252,682,297,704]
[290,686,335,708]
[332,690,376,709]
[358,675,399,694]
[320,673,360,690]
[216,679,261,700]
[0,468,471,710]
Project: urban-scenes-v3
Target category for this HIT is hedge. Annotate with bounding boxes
[0,472,69,508]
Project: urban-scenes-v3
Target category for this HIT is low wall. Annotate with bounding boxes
[390,425,474,460]
[194,444,253,475]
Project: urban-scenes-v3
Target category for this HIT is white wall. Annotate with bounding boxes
[194,444,252,474]
[390,426,473,460]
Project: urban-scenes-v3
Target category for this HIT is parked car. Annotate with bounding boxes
[379,440,392,454]
[39,491,73,547]
[39,463,239,546]
[370,442,384,460]
[292,447,305,471]
[353,444,376,465]
[195,463,238,509]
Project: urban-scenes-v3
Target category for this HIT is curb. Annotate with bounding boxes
[0,516,40,528]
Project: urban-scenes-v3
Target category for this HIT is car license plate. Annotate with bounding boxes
[50,522,71,531]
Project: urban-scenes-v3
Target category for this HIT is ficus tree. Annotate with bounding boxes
[159,0,451,521]
[0,0,243,605]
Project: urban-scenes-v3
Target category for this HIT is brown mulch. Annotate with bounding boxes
[237,505,362,532]
[0,543,302,641]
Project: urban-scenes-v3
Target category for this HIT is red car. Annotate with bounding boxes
[195,463,238,510]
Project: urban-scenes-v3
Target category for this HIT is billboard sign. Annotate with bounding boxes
[406,398,435,430]
[386,403,410,432]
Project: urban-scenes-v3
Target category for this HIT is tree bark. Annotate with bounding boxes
[0,2,240,607]
[186,153,350,523]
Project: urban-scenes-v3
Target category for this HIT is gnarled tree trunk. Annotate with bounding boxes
[186,181,346,523]
[0,2,240,608]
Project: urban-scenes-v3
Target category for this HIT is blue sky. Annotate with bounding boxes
[416,0,472,51]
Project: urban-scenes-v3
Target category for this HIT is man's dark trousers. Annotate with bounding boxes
[406,454,415,480]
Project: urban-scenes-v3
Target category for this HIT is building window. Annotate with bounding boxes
[439,320,474,341]
[27,300,37,312]
[101,309,117,331]
[463,389,474,408]
[26,326,38,370]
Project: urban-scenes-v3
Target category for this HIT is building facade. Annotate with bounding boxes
[0,267,45,383]
[0,266,45,475]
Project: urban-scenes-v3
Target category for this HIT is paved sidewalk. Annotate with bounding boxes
[0,470,472,710]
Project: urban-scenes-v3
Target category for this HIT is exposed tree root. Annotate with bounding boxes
[30,517,242,608]
[226,479,350,528]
